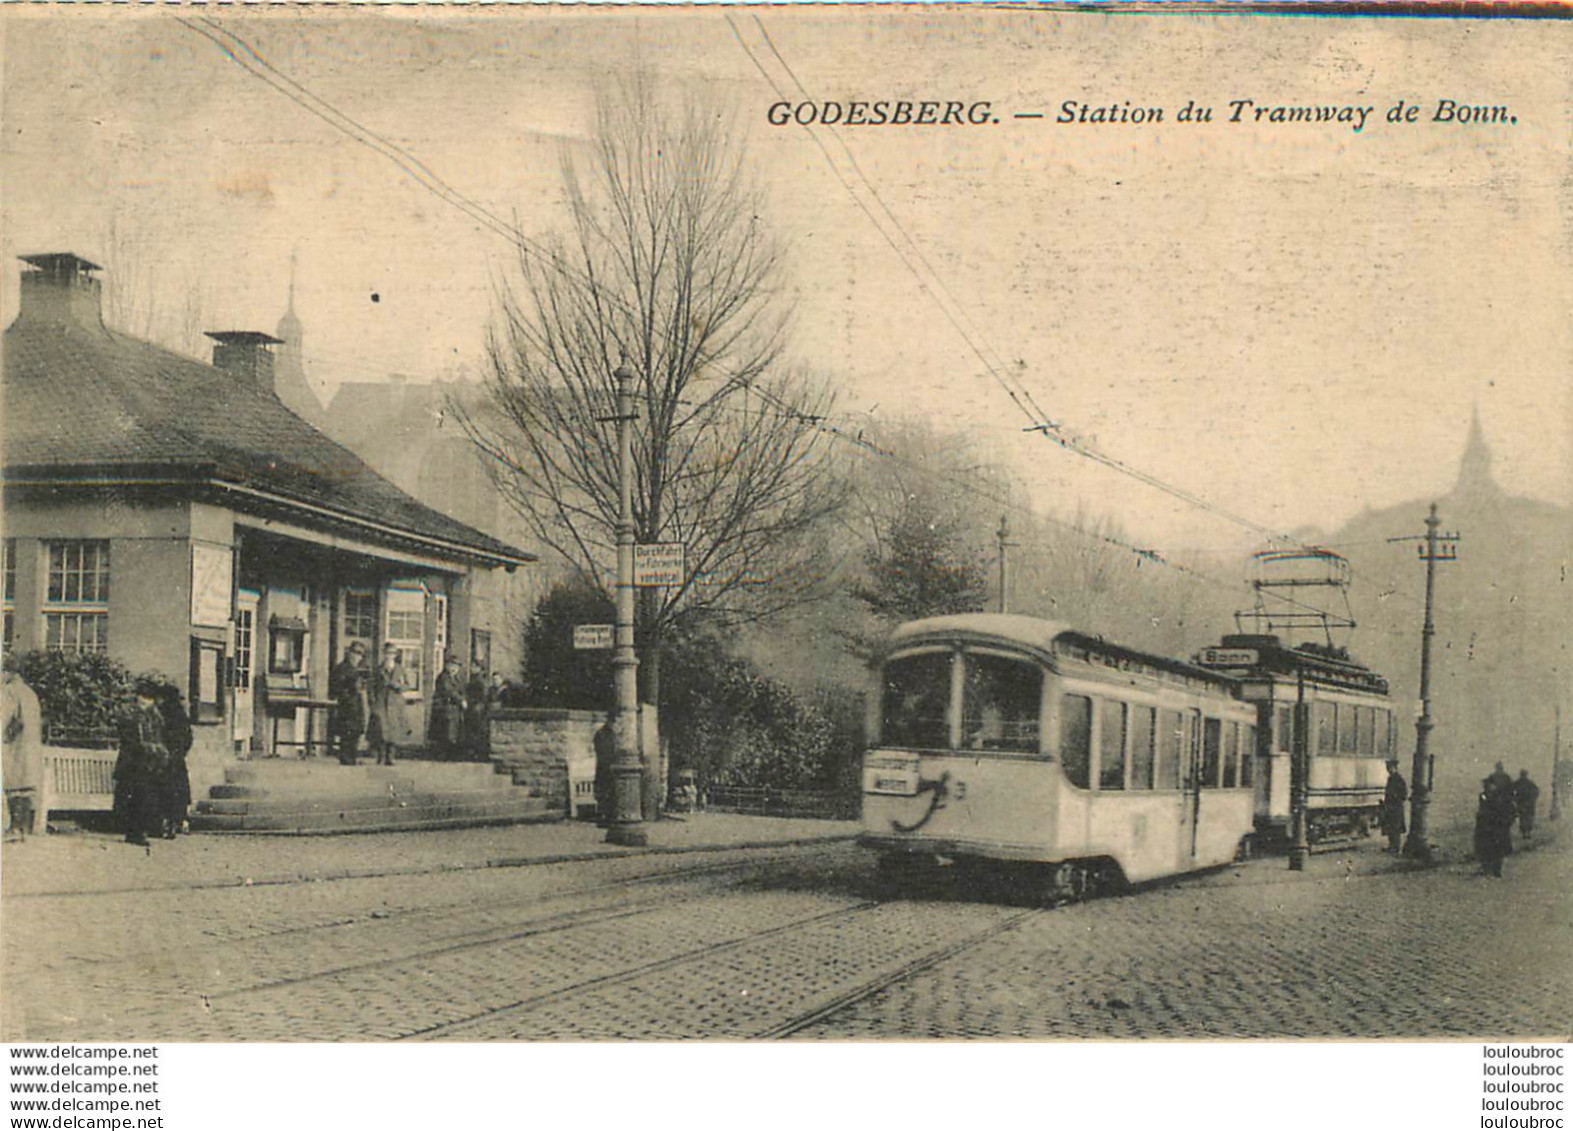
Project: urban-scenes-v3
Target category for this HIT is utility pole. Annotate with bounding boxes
[606,362,646,847]
[1402,503,1458,861]
[996,514,1014,614]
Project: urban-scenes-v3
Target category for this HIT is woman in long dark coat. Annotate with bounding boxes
[428,658,467,761]
[114,680,170,847]
[155,685,193,838]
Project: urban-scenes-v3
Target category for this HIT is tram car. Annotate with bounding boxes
[1194,634,1396,843]
[860,614,1258,899]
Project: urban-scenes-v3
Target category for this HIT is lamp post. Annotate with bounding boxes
[606,362,647,847]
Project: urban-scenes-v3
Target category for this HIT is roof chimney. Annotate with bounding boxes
[17,253,105,328]
[206,330,284,395]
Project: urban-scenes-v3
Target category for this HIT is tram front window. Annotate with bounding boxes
[881,653,952,749]
[962,653,1043,753]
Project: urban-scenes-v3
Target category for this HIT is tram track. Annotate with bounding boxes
[755,905,1045,1039]
[395,899,883,1041]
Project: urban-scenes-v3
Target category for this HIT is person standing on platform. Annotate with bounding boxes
[1513,770,1541,839]
[1379,760,1408,854]
[429,656,467,761]
[330,642,370,765]
[367,643,408,767]
[155,685,192,839]
[463,667,489,762]
[114,678,171,847]
[2,661,45,841]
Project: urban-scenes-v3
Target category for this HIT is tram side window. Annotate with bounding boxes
[1338,702,1358,756]
[882,653,953,750]
[1098,700,1127,790]
[1241,725,1256,787]
[1201,718,1222,788]
[961,653,1043,753]
[1156,710,1182,790]
[1276,706,1293,755]
[1060,694,1092,789]
[1375,710,1392,758]
[1130,706,1156,790]
[1315,702,1337,758]
[1357,706,1376,756]
[1221,722,1239,788]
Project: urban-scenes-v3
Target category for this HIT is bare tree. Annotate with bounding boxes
[459,82,845,714]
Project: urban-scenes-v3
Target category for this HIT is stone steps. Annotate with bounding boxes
[188,757,560,835]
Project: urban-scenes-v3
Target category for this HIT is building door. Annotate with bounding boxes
[233,590,260,755]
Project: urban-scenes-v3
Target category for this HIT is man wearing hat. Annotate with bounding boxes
[330,642,370,766]
[367,643,409,767]
[1379,759,1407,854]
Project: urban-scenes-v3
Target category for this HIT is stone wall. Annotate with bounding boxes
[488,708,601,816]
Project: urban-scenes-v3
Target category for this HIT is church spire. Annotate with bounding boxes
[1455,402,1496,494]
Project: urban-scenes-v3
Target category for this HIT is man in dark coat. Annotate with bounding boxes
[1513,770,1541,839]
[329,642,369,765]
[155,685,193,839]
[367,644,408,766]
[1475,776,1517,878]
[1379,761,1408,853]
[114,679,170,847]
[428,657,467,761]
[593,711,617,826]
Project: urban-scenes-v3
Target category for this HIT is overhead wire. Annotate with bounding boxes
[179,15,1405,614]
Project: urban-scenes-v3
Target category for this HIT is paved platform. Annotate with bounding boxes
[0,812,860,899]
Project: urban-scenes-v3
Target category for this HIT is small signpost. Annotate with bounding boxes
[573,624,614,651]
[634,543,685,587]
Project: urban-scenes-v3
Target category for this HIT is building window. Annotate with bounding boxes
[43,540,110,653]
[384,587,425,693]
[344,591,377,644]
[470,628,492,677]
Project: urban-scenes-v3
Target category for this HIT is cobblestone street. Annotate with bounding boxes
[3,818,1567,1042]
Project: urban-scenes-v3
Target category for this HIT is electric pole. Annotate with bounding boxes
[996,514,1014,614]
[606,362,646,847]
[1401,502,1458,861]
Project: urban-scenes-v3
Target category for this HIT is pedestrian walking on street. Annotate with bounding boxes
[155,685,192,839]
[593,710,616,826]
[1513,770,1541,839]
[367,643,408,767]
[330,642,369,765]
[1474,776,1516,878]
[1380,760,1408,853]
[428,656,467,761]
[114,678,172,847]
[2,661,45,841]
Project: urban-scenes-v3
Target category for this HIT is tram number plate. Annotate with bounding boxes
[864,767,919,796]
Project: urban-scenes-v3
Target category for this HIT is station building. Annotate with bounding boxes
[2,253,535,797]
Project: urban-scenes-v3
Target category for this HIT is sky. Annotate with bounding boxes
[3,8,1569,559]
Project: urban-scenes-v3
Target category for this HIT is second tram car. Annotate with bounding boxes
[1195,634,1396,843]
[861,615,1258,898]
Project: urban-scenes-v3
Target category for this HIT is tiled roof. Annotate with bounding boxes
[2,313,533,567]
